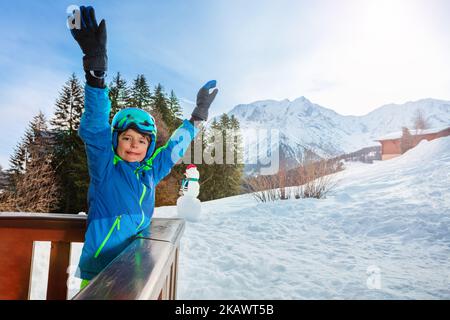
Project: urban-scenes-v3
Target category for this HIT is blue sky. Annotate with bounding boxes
[1,0,450,169]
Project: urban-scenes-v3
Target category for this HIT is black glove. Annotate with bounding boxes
[69,6,107,72]
[192,80,218,121]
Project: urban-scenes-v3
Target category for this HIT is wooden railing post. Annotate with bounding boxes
[0,213,86,300]
[0,213,185,300]
[0,230,34,299]
[46,241,72,300]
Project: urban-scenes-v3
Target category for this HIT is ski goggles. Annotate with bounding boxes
[112,108,157,135]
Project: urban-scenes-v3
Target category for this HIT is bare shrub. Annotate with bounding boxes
[0,192,14,211]
[291,159,339,199]
[412,109,429,134]
[244,174,280,202]
[244,150,342,202]
[278,164,288,200]
[0,156,60,213]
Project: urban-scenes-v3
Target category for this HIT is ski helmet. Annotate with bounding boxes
[111,108,157,161]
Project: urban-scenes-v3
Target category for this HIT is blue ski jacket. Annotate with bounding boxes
[77,84,199,280]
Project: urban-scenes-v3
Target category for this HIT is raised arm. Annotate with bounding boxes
[150,81,219,184]
[69,5,107,88]
[69,6,112,183]
[189,80,219,127]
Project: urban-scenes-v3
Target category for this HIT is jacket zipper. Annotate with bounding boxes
[136,184,147,231]
[94,215,121,258]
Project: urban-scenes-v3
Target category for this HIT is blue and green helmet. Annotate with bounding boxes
[111,108,157,161]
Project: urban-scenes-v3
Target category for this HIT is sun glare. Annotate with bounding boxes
[302,0,448,115]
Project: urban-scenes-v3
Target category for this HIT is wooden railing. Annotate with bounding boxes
[0,213,184,300]
[73,218,184,300]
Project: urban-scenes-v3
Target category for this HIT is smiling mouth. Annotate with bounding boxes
[126,151,141,156]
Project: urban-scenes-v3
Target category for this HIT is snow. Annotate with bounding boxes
[31,136,450,299]
[177,195,202,222]
[160,136,450,299]
[376,126,450,141]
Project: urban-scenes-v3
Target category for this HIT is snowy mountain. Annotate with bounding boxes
[222,97,450,171]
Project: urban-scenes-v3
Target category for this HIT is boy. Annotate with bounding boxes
[69,6,218,289]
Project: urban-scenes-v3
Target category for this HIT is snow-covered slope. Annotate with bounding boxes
[222,97,450,168]
[32,136,450,299]
[153,136,450,299]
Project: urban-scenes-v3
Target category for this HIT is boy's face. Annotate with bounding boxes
[116,128,150,162]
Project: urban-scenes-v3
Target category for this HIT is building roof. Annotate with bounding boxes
[375,126,450,141]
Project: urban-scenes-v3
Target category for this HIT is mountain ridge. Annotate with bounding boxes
[214,96,450,173]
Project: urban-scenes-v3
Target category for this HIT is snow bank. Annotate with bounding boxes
[154,136,450,299]
[31,136,450,299]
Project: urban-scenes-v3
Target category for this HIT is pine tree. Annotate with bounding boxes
[228,114,244,193]
[1,111,60,212]
[199,114,244,200]
[168,90,183,128]
[151,83,172,129]
[27,111,51,161]
[51,74,89,214]
[51,73,84,135]
[9,140,27,176]
[202,118,224,200]
[0,165,9,192]
[109,72,130,122]
[8,140,28,194]
[220,114,244,198]
[129,74,152,113]
[195,124,216,201]
[8,111,51,191]
[51,74,84,159]
[151,110,181,207]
